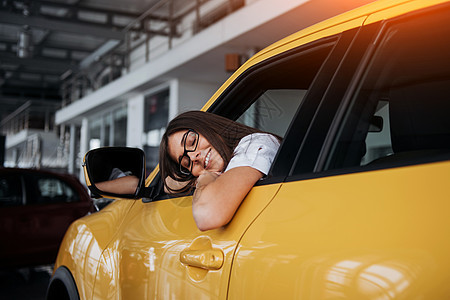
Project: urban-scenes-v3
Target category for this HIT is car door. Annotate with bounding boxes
[229,3,450,299]
[23,171,90,262]
[91,28,359,299]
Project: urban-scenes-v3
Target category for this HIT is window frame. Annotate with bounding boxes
[147,31,360,201]
[286,21,383,182]
[208,31,360,185]
[289,2,450,181]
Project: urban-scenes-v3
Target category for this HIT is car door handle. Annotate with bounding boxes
[180,248,224,270]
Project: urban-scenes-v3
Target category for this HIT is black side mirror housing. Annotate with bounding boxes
[82,147,147,199]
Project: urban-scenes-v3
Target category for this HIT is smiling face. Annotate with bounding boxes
[167,130,225,177]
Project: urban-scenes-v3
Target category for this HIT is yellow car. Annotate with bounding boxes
[47,0,450,299]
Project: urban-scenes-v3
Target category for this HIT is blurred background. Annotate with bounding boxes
[0,0,375,298]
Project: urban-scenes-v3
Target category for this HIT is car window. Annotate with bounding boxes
[36,177,80,204]
[324,6,450,171]
[236,89,307,137]
[208,35,356,182]
[0,174,23,206]
[149,37,344,200]
[210,38,338,135]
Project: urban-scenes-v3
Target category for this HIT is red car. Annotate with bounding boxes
[0,168,94,268]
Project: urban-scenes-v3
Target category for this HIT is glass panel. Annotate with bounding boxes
[218,40,337,143]
[145,89,169,132]
[36,177,79,204]
[360,100,393,165]
[144,89,170,173]
[210,39,337,178]
[89,118,101,150]
[113,107,127,146]
[0,174,23,206]
[105,113,113,147]
[325,8,450,170]
[237,89,307,138]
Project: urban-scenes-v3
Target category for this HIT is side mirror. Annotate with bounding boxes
[82,147,147,199]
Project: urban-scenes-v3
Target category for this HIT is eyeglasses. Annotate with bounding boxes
[179,129,199,175]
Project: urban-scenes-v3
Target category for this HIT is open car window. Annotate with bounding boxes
[236,89,307,138]
[149,36,345,201]
[209,38,337,130]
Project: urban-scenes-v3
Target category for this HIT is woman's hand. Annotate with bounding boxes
[192,167,263,231]
[195,170,221,189]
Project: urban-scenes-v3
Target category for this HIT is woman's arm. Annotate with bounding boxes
[96,175,139,195]
[192,166,263,231]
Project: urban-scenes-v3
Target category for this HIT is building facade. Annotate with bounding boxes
[50,0,374,180]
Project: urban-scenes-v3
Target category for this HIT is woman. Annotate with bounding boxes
[160,111,280,231]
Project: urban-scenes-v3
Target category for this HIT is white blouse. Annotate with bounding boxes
[224,133,280,175]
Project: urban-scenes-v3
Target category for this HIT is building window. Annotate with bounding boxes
[88,106,127,149]
[144,89,169,172]
[113,107,127,147]
[88,118,101,150]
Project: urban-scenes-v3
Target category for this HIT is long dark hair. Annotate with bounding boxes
[159,111,272,194]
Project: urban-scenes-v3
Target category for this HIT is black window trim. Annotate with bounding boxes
[313,22,385,173]
[275,26,364,182]
[286,2,450,183]
[285,21,383,182]
[318,3,450,176]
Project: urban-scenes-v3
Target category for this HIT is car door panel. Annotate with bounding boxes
[24,173,89,259]
[229,161,450,299]
[90,26,358,300]
[53,199,135,300]
[92,183,281,299]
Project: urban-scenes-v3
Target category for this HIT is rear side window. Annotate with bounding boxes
[30,175,80,204]
[0,174,23,206]
[325,6,450,171]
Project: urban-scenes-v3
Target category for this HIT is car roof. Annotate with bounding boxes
[1,167,68,176]
[0,167,92,199]
[257,0,448,60]
[0,167,82,184]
